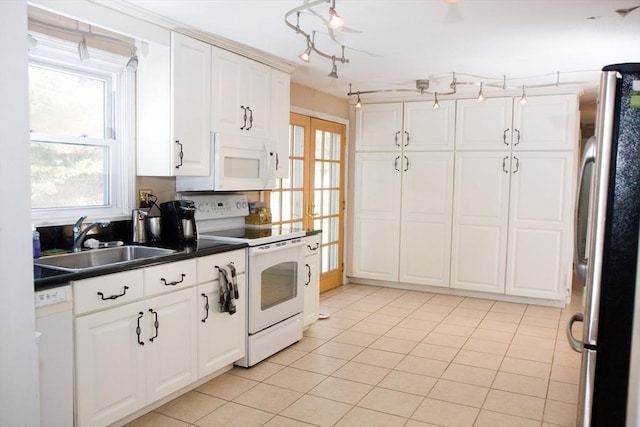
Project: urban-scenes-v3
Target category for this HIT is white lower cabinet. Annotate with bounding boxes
[75,288,197,427]
[451,150,574,299]
[73,249,247,427]
[351,151,454,287]
[304,234,321,327]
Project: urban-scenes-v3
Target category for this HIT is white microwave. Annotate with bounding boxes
[176,132,276,192]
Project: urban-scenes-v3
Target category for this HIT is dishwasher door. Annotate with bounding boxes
[35,285,73,427]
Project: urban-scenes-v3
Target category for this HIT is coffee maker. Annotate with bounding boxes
[160,200,197,244]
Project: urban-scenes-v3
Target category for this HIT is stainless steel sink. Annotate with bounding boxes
[34,246,176,272]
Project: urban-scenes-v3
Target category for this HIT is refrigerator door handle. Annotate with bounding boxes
[567,312,584,352]
[574,136,596,287]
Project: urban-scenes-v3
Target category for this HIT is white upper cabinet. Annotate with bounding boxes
[211,46,271,139]
[270,69,291,178]
[456,95,578,151]
[137,32,212,176]
[512,95,578,151]
[455,97,513,150]
[355,103,404,151]
[403,100,456,151]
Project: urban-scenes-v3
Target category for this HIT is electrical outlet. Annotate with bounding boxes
[138,189,153,208]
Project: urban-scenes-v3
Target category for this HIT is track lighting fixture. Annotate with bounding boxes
[520,85,528,104]
[78,36,90,61]
[328,0,344,28]
[285,0,351,77]
[477,82,485,102]
[356,92,362,108]
[328,56,338,78]
[348,70,597,105]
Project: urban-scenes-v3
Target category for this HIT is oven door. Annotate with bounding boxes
[248,239,305,335]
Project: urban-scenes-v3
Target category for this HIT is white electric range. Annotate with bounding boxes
[184,194,306,367]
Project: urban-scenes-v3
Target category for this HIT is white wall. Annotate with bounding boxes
[0,1,41,426]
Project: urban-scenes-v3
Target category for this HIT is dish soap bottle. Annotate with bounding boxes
[32,225,41,259]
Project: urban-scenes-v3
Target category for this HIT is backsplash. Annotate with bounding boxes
[37,220,132,253]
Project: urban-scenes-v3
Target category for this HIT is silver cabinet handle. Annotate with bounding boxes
[513,156,519,173]
[404,131,409,147]
[502,156,509,173]
[503,128,510,145]
[404,156,409,172]
[394,131,401,147]
[514,128,521,146]
[394,156,400,172]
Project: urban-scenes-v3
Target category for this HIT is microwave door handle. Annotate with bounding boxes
[574,136,597,287]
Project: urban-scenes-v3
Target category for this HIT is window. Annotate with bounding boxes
[29,32,134,224]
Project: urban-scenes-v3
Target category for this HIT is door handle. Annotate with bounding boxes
[201,293,210,323]
[240,106,247,130]
[246,107,253,130]
[575,136,597,286]
[394,131,401,147]
[136,311,145,346]
[566,313,584,352]
[502,156,509,173]
[305,264,311,286]
[404,131,409,147]
[175,140,184,169]
[97,285,129,301]
[404,156,409,172]
[514,128,521,146]
[512,156,519,173]
[503,128,510,146]
[148,308,159,342]
[394,156,400,172]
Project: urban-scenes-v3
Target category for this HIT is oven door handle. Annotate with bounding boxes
[250,239,305,255]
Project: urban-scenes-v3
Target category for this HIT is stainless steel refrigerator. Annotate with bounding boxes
[568,63,640,427]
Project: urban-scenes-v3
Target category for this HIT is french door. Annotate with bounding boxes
[270,113,345,292]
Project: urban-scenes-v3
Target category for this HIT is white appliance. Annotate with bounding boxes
[186,194,306,367]
[34,285,73,427]
[176,132,276,192]
[567,63,640,426]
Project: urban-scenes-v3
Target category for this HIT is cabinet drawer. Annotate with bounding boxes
[73,270,144,315]
[305,234,321,257]
[197,249,246,283]
[144,259,197,296]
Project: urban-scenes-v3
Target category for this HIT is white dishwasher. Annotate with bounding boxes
[35,285,73,427]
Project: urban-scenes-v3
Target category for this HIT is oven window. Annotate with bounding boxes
[224,157,260,179]
[261,261,298,310]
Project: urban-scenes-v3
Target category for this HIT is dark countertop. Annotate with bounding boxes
[34,240,248,291]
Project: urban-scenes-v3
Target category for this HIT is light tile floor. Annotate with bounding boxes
[127,283,583,427]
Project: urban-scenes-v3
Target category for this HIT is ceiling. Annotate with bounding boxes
[118,0,640,101]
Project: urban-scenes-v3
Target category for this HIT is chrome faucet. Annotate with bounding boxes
[72,216,111,252]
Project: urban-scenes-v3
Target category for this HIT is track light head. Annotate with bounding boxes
[433,93,440,109]
[356,92,362,108]
[328,3,344,28]
[477,82,485,102]
[328,57,338,78]
[520,85,528,104]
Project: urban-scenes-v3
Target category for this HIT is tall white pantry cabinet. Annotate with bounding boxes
[350,94,578,302]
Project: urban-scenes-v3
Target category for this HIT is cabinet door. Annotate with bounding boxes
[270,69,291,178]
[197,276,246,377]
[455,98,513,150]
[75,302,146,427]
[355,103,404,151]
[171,32,211,176]
[505,151,574,299]
[211,46,244,134]
[399,152,454,287]
[243,59,271,138]
[512,95,578,151]
[403,100,455,151]
[304,234,321,327]
[351,152,401,280]
[145,288,198,403]
[451,151,511,293]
